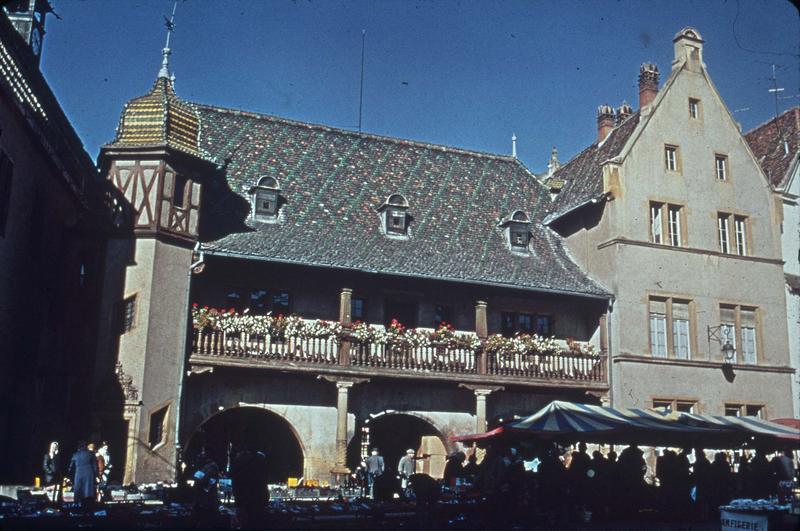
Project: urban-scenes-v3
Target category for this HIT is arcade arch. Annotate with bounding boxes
[346,411,449,479]
[184,406,304,484]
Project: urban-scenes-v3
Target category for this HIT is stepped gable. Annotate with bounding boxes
[194,104,609,298]
[547,113,640,221]
[745,107,799,189]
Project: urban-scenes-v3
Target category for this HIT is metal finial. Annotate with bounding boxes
[512,133,517,158]
[158,2,178,80]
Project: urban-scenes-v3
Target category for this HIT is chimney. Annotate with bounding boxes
[638,63,660,109]
[597,104,615,143]
[617,101,633,123]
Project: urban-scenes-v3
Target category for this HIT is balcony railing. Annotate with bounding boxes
[191,328,607,385]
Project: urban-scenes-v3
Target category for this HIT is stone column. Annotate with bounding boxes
[475,301,488,339]
[339,288,353,325]
[475,301,488,374]
[319,375,368,484]
[338,289,353,365]
[460,384,503,433]
[474,389,491,433]
[331,380,354,477]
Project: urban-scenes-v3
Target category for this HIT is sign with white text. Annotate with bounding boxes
[720,510,769,531]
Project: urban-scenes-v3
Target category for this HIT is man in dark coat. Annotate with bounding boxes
[68,442,98,508]
[231,447,269,528]
[365,448,384,498]
[42,441,63,502]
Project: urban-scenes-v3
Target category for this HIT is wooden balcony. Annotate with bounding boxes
[189,328,608,390]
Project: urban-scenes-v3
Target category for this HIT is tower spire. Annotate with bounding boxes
[158,2,178,80]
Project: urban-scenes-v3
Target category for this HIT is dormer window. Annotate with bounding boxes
[377,193,410,237]
[249,176,281,222]
[499,210,531,252]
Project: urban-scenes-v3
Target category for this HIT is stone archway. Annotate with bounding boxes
[184,406,304,484]
[346,411,448,479]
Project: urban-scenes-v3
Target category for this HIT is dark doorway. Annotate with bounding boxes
[346,413,446,478]
[185,407,303,484]
[384,299,418,328]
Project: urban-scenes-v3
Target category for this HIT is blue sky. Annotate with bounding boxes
[40,0,799,172]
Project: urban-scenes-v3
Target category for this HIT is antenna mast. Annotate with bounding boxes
[358,29,365,132]
[768,64,787,153]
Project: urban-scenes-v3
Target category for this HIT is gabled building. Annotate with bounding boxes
[0,5,101,482]
[93,49,612,483]
[546,28,793,419]
[745,107,800,418]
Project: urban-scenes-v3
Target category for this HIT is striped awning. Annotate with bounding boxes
[673,413,800,443]
[510,401,707,434]
[449,401,799,447]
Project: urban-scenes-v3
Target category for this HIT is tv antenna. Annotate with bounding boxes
[358,29,366,132]
[767,64,788,154]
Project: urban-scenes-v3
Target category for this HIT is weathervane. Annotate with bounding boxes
[158,2,178,80]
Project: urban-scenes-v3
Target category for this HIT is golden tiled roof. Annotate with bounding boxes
[110,77,201,157]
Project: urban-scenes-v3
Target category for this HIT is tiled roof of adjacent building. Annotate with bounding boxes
[546,113,640,222]
[745,107,799,189]
[194,105,609,298]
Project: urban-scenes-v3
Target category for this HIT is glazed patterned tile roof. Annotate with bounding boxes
[108,77,204,158]
[745,107,799,189]
[195,105,609,298]
[547,113,640,221]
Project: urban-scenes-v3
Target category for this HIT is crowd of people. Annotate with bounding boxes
[461,442,798,525]
[34,438,798,528]
[41,440,112,506]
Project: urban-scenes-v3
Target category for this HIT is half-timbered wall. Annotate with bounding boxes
[107,159,201,239]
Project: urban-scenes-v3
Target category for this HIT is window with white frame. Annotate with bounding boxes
[649,299,668,357]
[718,213,749,255]
[650,297,694,359]
[653,398,697,413]
[664,145,679,171]
[734,216,748,256]
[715,154,728,181]
[650,202,684,247]
[740,308,757,364]
[672,301,691,359]
[688,98,700,120]
[718,214,730,253]
[668,205,682,246]
[725,404,763,418]
[718,304,758,364]
[650,202,663,244]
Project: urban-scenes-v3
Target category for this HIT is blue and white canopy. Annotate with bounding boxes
[451,401,799,447]
[673,413,800,443]
[507,400,718,444]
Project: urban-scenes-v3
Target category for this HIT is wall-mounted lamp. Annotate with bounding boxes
[707,325,736,364]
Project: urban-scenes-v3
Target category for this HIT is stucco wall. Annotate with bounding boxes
[561,42,792,417]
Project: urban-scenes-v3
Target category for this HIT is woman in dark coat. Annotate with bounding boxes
[68,442,98,506]
[43,441,63,501]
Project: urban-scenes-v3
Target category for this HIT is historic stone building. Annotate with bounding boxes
[745,107,800,418]
[92,45,612,483]
[91,26,797,485]
[0,4,101,482]
[546,29,794,419]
